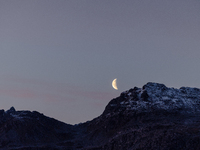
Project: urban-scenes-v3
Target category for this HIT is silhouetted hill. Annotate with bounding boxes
[1,82,200,149]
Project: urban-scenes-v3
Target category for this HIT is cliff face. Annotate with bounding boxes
[1,82,200,150]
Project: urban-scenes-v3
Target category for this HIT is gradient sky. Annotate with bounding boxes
[0,0,200,124]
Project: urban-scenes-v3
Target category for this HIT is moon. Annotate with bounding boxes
[112,78,118,90]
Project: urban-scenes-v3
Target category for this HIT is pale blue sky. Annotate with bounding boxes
[0,0,200,124]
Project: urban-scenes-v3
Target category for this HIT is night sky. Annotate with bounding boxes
[0,0,200,124]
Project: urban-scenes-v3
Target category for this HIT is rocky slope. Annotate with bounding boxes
[0,82,200,149]
[82,82,200,149]
[0,107,76,149]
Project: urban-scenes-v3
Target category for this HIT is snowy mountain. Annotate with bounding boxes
[1,82,200,149]
[82,82,200,149]
[105,82,200,114]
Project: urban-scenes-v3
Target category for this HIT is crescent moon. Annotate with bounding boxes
[112,78,118,90]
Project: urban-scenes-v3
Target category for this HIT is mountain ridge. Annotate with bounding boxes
[103,82,200,115]
[0,82,200,149]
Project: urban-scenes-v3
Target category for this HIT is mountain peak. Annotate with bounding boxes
[103,82,200,116]
[6,106,16,114]
[142,82,167,91]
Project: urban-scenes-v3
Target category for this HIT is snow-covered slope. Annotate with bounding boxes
[85,82,200,149]
[106,82,200,114]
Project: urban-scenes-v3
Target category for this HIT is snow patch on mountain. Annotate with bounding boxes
[114,82,200,113]
[4,107,40,121]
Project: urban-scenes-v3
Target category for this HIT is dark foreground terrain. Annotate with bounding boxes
[0,82,200,150]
